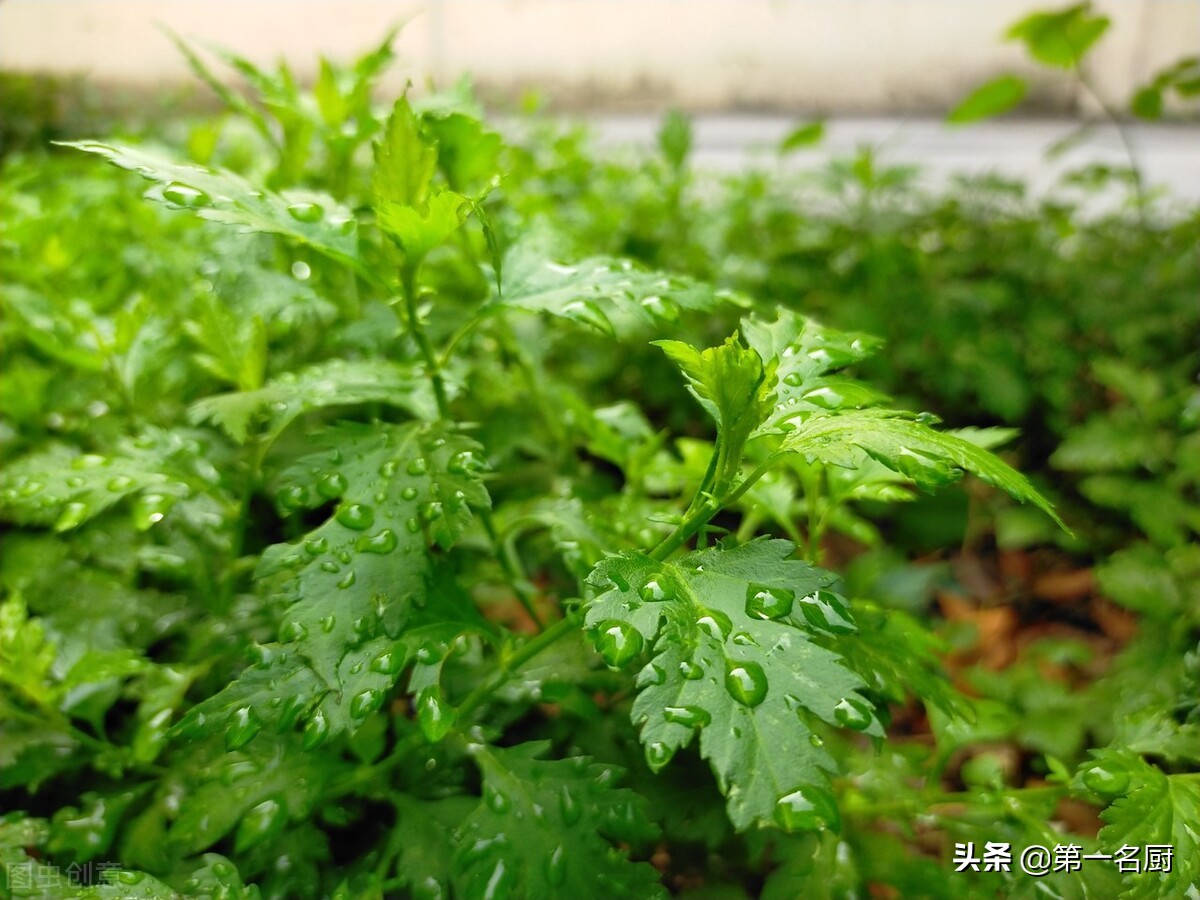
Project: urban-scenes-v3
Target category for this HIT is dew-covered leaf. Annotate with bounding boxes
[452,743,665,898]
[189,358,437,444]
[585,538,878,830]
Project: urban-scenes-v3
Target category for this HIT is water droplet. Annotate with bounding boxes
[645,740,676,772]
[663,705,712,728]
[637,662,666,687]
[697,609,733,641]
[356,528,398,555]
[401,486,419,500]
[66,476,84,488]
[131,493,173,530]
[350,689,381,718]
[286,200,324,222]
[304,537,328,555]
[678,659,705,680]
[18,480,44,497]
[833,697,873,731]
[406,517,422,533]
[225,705,263,750]
[320,561,340,573]
[559,786,582,825]
[280,620,309,642]
[302,709,330,749]
[797,590,856,634]
[725,660,769,707]
[417,689,456,742]
[370,649,403,675]
[407,457,428,476]
[1082,765,1130,796]
[640,294,681,322]
[802,386,844,409]
[544,844,567,886]
[54,501,90,532]
[316,471,348,499]
[235,798,283,852]
[782,371,805,387]
[277,484,309,511]
[484,784,510,814]
[809,732,825,748]
[319,615,336,633]
[639,579,668,602]
[746,584,795,620]
[594,620,644,668]
[115,870,147,885]
[563,299,615,335]
[774,784,841,832]
[447,450,482,474]
[731,631,758,647]
[337,570,357,589]
[162,182,210,208]
[419,501,444,522]
[335,502,374,530]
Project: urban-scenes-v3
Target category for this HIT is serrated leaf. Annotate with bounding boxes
[947,75,1029,125]
[495,241,737,337]
[780,409,1066,529]
[377,190,469,261]
[1077,751,1200,897]
[188,358,437,444]
[0,430,190,532]
[586,538,878,830]
[656,335,776,488]
[373,96,437,211]
[452,743,665,898]
[60,142,363,273]
[256,423,488,734]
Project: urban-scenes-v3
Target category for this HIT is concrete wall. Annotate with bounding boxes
[2,1,1197,113]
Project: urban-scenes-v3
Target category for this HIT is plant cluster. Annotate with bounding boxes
[1,19,1198,900]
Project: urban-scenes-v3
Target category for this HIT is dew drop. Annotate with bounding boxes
[54,501,90,532]
[406,457,428,476]
[279,620,309,642]
[774,784,841,833]
[447,450,482,474]
[593,620,644,668]
[645,741,675,772]
[801,386,844,410]
[302,709,329,749]
[370,650,403,675]
[797,590,856,634]
[406,517,421,533]
[418,501,444,522]
[131,493,173,530]
[562,299,615,335]
[276,484,309,511]
[320,561,340,574]
[782,371,805,387]
[559,786,582,825]
[731,631,758,647]
[833,697,873,731]
[484,784,510,814]
[162,182,211,208]
[316,471,348,499]
[725,660,769,707]
[115,870,147,885]
[350,689,381,718]
[72,453,107,470]
[678,659,705,681]
[304,537,328,555]
[544,844,567,886]
[1082,765,1130,797]
[663,705,712,728]
[335,502,374,530]
[356,528,398,555]
[319,615,337,633]
[66,476,84,488]
[337,570,357,589]
[640,294,681,322]
[697,609,733,642]
[286,200,324,223]
[417,689,456,742]
[401,486,419,500]
[225,706,263,750]
[745,584,795,620]
[18,480,44,497]
[639,579,668,602]
[380,460,399,477]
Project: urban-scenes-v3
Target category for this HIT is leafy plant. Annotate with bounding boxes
[2,30,1197,900]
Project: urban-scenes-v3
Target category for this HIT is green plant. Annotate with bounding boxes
[2,35,1199,900]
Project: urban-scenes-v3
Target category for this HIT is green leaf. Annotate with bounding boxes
[655,335,776,487]
[377,189,469,261]
[779,121,826,153]
[60,142,363,272]
[452,743,665,898]
[780,410,1066,529]
[585,538,877,830]
[1076,751,1200,897]
[947,75,1029,125]
[1006,3,1110,69]
[658,109,692,172]
[425,112,504,196]
[189,358,437,444]
[373,96,437,211]
[496,241,737,337]
[256,423,489,735]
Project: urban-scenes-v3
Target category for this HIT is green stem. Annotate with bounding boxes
[401,262,449,418]
[479,507,545,631]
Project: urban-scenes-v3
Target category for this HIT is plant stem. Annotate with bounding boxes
[400,262,449,418]
[479,507,545,631]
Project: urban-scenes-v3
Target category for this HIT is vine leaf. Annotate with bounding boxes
[585,538,879,831]
[189,358,438,444]
[452,743,665,898]
[60,141,363,272]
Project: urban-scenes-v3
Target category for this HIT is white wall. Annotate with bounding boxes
[2,1,1197,113]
